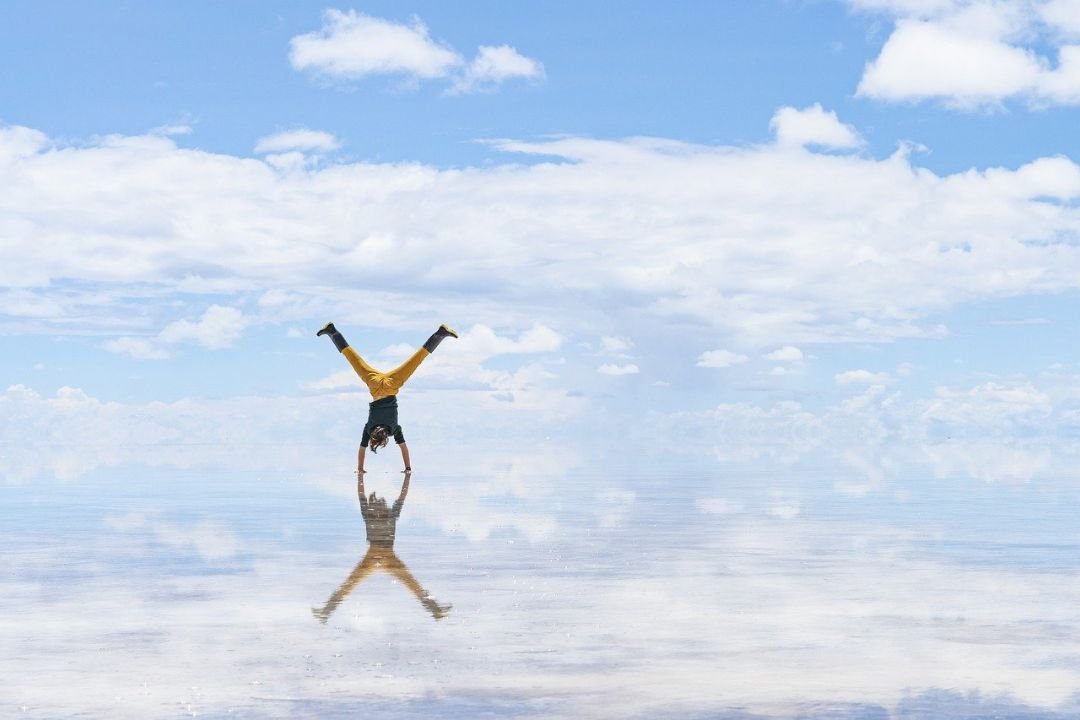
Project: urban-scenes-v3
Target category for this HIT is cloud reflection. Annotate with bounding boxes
[5,462,1080,718]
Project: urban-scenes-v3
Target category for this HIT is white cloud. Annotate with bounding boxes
[158,305,248,350]
[289,10,542,95]
[858,19,1043,105]
[687,399,825,464]
[289,10,462,81]
[664,367,1080,489]
[600,336,633,354]
[852,1,1080,107]
[597,363,640,375]
[149,123,193,137]
[835,369,891,385]
[6,120,1080,352]
[764,345,804,362]
[697,349,749,368]
[459,323,562,356]
[254,129,341,154]
[771,104,864,149]
[102,337,169,361]
[450,45,545,94]
[848,0,957,16]
[0,125,48,163]
[1040,0,1080,38]
[920,380,1052,428]
[104,305,249,359]
[8,368,1080,490]
[302,369,358,392]
[0,368,583,483]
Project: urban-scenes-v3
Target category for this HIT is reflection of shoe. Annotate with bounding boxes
[437,324,458,339]
[316,322,336,337]
[422,597,452,620]
[311,607,330,624]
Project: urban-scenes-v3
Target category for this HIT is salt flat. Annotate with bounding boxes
[4,458,1079,719]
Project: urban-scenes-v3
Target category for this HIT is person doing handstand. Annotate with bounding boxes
[316,322,457,473]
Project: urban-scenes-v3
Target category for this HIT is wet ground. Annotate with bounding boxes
[4,461,1080,718]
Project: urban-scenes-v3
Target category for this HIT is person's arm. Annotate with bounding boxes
[357,444,367,475]
[398,441,411,472]
[357,464,369,516]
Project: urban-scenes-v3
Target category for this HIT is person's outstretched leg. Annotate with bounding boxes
[316,322,349,351]
[317,322,382,394]
[424,324,459,353]
[385,324,458,390]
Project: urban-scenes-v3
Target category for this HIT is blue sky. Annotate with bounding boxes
[5,0,1080,171]
[4,0,1080,477]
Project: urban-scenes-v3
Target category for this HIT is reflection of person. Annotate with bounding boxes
[316,322,457,473]
[312,472,452,623]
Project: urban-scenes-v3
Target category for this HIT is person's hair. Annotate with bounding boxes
[369,425,391,453]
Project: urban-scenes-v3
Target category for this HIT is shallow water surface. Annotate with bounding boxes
[4,462,1080,718]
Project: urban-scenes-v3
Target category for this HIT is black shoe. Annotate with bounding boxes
[424,325,457,353]
[317,323,350,352]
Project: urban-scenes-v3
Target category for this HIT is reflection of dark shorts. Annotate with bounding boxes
[361,396,406,447]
